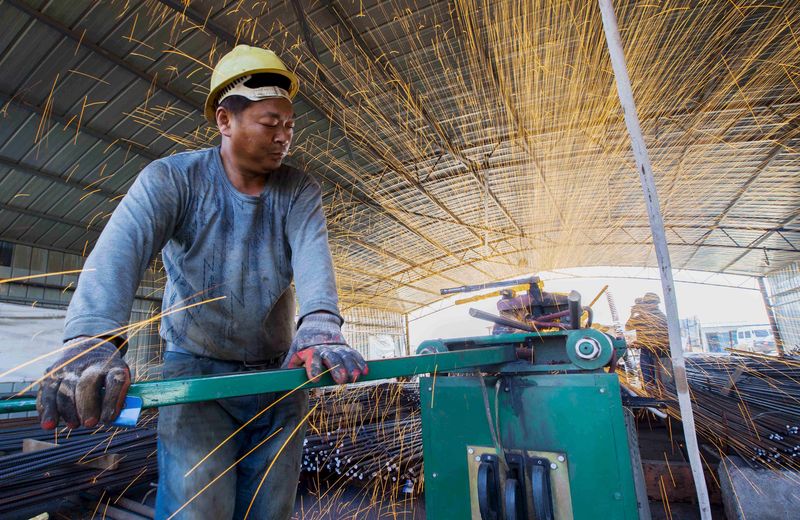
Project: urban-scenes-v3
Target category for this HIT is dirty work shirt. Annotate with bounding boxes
[625,304,670,357]
[63,146,340,362]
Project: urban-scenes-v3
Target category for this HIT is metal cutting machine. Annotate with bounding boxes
[1,287,640,519]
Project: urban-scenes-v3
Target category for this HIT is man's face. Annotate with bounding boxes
[218,98,294,173]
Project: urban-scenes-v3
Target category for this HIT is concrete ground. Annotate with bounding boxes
[718,456,800,520]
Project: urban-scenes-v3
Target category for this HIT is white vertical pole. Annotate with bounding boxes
[597,1,712,518]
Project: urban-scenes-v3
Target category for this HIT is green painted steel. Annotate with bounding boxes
[0,345,516,414]
[418,329,625,372]
[418,331,565,354]
[420,372,639,519]
[0,397,37,414]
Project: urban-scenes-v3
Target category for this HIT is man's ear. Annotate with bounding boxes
[216,106,233,136]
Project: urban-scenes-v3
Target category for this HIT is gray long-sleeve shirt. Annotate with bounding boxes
[64,146,341,361]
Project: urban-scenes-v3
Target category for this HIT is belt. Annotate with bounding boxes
[240,352,287,369]
[164,346,287,369]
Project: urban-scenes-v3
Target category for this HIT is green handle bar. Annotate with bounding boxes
[0,345,515,415]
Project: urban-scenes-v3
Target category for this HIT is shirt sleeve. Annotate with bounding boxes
[285,174,342,324]
[63,160,185,342]
[625,311,642,331]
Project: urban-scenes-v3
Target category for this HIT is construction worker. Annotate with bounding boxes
[36,45,367,519]
[625,292,672,394]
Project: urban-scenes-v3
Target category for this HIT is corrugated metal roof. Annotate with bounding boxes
[0,0,798,314]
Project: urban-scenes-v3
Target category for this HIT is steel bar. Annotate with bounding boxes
[440,276,537,295]
[0,346,516,414]
[302,383,423,493]
[660,354,800,470]
[468,308,537,333]
[0,425,157,515]
[598,1,712,517]
[568,290,581,330]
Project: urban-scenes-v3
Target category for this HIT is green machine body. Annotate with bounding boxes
[417,330,639,520]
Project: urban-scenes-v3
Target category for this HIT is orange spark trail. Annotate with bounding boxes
[244,403,320,519]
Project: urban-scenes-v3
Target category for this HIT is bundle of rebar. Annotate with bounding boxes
[0,422,157,516]
[302,382,423,494]
[0,421,99,453]
[662,353,800,470]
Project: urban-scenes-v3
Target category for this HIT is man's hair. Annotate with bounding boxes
[216,73,292,117]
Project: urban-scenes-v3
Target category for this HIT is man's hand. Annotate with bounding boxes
[37,337,131,430]
[282,312,368,384]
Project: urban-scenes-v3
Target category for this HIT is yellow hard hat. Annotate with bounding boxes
[204,45,299,124]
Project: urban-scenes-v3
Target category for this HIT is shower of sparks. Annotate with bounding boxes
[2,295,226,389]
[0,0,799,517]
[184,365,339,478]
[166,427,285,520]
[0,269,93,285]
[243,402,320,520]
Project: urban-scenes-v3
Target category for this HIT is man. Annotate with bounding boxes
[625,292,672,394]
[36,45,367,519]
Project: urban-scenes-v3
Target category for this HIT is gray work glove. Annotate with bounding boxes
[37,337,131,430]
[282,312,368,384]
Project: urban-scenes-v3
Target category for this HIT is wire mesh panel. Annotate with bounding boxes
[341,306,408,359]
[766,262,800,352]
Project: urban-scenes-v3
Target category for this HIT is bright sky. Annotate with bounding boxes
[407,267,768,351]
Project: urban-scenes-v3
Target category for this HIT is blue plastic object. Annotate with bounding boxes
[111,395,143,427]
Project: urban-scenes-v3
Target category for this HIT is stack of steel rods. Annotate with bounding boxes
[661,353,800,469]
[302,382,423,494]
[0,422,99,453]
[0,383,425,513]
[0,425,157,516]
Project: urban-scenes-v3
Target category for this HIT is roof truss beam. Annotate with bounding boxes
[0,90,159,162]
[6,0,200,112]
[155,0,491,279]
[321,0,525,236]
[0,155,119,200]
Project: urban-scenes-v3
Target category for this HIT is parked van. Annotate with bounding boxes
[735,326,775,352]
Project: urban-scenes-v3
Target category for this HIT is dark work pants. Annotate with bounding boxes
[155,351,308,520]
[640,349,673,396]
[639,348,658,388]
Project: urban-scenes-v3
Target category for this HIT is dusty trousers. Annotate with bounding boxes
[154,350,308,520]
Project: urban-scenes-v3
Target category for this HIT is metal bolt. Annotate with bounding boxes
[427,387,432,392]
[613,492,622,500]
[475,456,481,462]
[550,463,558,470]
[575,337,601,359]
[432,472,438,478]
[600,388,606,393]
[504,387,510,392]
[468,448,474,454]
[557,455,565,462]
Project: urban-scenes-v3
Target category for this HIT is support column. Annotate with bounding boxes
[597,1,712,518]
[404,313,411,356]
[758,277,785,357]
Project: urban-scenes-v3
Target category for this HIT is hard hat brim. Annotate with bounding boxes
[204,67,298,125]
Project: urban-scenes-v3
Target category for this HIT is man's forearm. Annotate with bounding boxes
[64,162,181,341]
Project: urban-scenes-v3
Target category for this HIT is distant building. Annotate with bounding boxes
[699,323,775,354]
[680,317,702,352]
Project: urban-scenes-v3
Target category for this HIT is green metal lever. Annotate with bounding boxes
[0,345,516,415]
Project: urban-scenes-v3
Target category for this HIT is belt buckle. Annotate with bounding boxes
[242,353,285,369]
